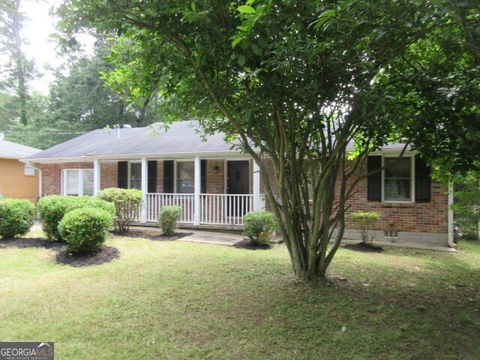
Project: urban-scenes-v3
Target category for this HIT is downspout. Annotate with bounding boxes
[447,180,455,248]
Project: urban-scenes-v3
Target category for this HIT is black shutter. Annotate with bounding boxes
[148,160,157,193]
[415,157,431,202]
[118,161,128,189]
[367,156,382,201]
[163,160,174,193]
[201,160,207,194]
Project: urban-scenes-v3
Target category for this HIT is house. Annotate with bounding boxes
[0,133,40,202]
[25,121,453,248]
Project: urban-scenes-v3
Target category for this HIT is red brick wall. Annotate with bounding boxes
[260,158,448,235]
[100,162,117,189]
[206,160,225,193]
[41,162,93,195]
[343,168,448,234]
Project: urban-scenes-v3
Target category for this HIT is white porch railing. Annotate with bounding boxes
[200,194,254,225]
[146,193,194,223]
[145,193,258,226]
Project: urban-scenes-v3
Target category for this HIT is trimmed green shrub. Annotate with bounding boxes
[158,206,182,236]
[97,188,143,232]
[37,195,115,241]
[243,211,277,245]
[0,199,35,238]
[58,207,114,254]
[351,211,380,244]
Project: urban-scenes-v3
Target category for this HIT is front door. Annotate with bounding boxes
[227,160,250,217]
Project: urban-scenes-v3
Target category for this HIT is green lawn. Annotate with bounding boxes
[1,233,479,360]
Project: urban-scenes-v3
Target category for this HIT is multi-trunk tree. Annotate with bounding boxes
[57,0,478,283]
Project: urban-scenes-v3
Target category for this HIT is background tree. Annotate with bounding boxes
[0,0,34,125]
[57,0,451,283]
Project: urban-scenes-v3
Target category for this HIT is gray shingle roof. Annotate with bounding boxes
[27,121,236,161]
[0,139,40,159]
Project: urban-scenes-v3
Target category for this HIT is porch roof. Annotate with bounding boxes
[26,121,241,163]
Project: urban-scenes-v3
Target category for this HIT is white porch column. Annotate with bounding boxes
[193,156,201,225]
[140,158,148,223]
[93,158,101,196]
[253,159,261,211]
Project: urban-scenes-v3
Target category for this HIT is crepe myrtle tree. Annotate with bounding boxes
[58,0,437,282]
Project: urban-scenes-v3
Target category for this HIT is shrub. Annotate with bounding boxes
[37,195,115,241]
[97,188,143,232]
[243,211,277,245]
[351,211,380,244]
[0,199,35,238]
[158,206,182,236]
[58,207,114,254]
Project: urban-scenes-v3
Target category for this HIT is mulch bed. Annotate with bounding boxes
[0,237,63,250]
[233,238,273,250]
[55,246,120,267]
[116,230,193,241]
[344,242,384,253]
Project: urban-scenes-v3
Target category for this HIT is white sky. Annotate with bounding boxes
[5,0,95,94]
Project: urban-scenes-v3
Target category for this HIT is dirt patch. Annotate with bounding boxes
[55,246,119,267]
[344,242,384,253]
[0,237,62,249]
[116,230,193,241]
[233,238,273,250]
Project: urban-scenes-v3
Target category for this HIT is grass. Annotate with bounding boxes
[1,231,480,360]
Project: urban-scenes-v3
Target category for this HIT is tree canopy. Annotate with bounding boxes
[56,0,479,282]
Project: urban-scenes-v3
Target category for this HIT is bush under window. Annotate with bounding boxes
[97,188,143,232]
[158,206,182,236]
[58,207,114,254]
[0,199,35,239]
[351,211,380,244]
[243,211,277,245]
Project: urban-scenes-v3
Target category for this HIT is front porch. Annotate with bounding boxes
[91,156,265,227]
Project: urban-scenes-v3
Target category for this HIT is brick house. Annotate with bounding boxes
[25,121,453,248]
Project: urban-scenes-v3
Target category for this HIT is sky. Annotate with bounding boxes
[8,0,94,94]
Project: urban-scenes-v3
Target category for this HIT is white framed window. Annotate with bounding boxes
[129,162,142,190]
[382,156,414,202]
[176,161,194,193]
[62,169,94,196]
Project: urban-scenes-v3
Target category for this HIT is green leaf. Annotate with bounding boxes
[237,54,246,66]
[231,36,244,48]
[309,9,337,30]
[238,5,256,14]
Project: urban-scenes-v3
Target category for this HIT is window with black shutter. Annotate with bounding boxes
[163,160,174,193]
[117,161,128,189]
[415,157,431,202]
[148,160,157,193]
[367,156,382,201]
[201,160,207,194]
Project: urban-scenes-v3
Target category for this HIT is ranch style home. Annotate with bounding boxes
[24,121,454,248]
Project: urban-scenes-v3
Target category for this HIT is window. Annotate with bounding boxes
[176,161,194,193]
[62,169,94,196]
[383,157,412,201]
[129,162,142,190]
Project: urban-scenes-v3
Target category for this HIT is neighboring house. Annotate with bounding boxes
[25,121,453,248]
[0,133,40,202]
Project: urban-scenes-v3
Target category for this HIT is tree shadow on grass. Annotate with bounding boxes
[0,237,119,267]
[0,237,62,250]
